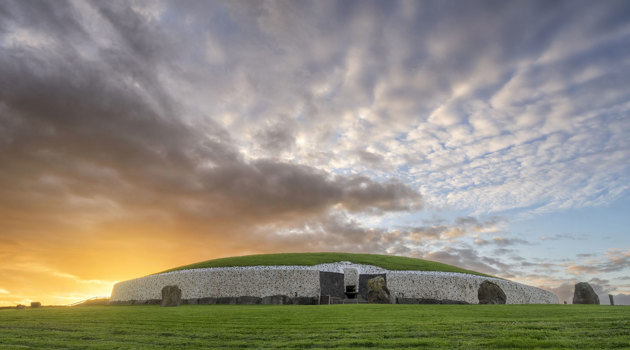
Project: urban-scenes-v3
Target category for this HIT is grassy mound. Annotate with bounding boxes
[159,252,494,277]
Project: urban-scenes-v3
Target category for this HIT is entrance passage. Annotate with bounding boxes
[345,285,358,299]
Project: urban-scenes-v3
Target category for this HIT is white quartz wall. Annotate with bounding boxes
[387,272,558,304]
[343,268,359,287]
[110,269,320,301]
[110,264,558,304]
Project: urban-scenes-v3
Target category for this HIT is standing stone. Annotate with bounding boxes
[572,282,599,304]
[478,280,507,304]
[609,294,615,306]
[366,276,391,304]
[30,302,41,308]
[161,285,182,307]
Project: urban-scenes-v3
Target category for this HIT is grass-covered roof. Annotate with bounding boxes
[159,252,494,277]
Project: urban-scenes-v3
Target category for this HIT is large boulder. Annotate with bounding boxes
[161,285,182,307]
[30,302,41,308]
[478,280,506,304]
[573,282,600,304]
[366,276,391,304]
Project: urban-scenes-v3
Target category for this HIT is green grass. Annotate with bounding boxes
[159,252,493,277]
[0,305,628,349]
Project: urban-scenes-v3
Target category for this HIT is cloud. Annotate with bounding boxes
[0,0,629,304]
[540,234,587,241]
[0,0,422,231]
[475,236,530,247]
[423,247,517,277]
[547,283,574,304]
[5,0,625,219]
[567,249,630,275]
[0,0,425,306]
[541,278,630,305]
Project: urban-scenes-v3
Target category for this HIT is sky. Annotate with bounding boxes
[1,0,629,306]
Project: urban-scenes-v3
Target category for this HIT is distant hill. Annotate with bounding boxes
[158,252,494,277]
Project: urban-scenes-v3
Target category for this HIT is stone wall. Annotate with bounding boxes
[110,269,320,302]
[110,264,558,304]
[387,272,558,304]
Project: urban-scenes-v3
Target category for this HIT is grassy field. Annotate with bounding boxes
[159,252,494,277]
[0,305,628,349]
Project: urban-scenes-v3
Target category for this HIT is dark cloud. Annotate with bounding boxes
[491,237,530,247]
[1,0,629,305]
[255,121,296,154]
[492,248,514,256]
[354,149,386,168]
[0,0,421,235]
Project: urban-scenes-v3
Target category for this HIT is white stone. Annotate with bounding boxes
[110,263,558,304]
[387,271,557,304]
[343,268,359,287]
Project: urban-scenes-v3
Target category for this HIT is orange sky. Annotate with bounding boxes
[0,217,283,306]
[2,1,630,306]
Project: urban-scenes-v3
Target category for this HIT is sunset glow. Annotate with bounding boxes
[1,0,630,306]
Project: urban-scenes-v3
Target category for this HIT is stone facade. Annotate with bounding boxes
[387,271,557,304]
[111,269,320,302]
[110,263,558,304]
[343,268,359,288]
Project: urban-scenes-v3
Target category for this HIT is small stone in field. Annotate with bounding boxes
[161,285,182,307]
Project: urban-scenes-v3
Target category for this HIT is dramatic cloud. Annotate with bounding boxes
[0,0,628,305]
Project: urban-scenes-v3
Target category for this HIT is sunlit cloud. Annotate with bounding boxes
[0,0,629,305]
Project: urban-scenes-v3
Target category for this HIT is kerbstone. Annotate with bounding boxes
[478,280,506,304]
[366,276,391,304]
[573,282,600,304]
[161,285,181,307]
